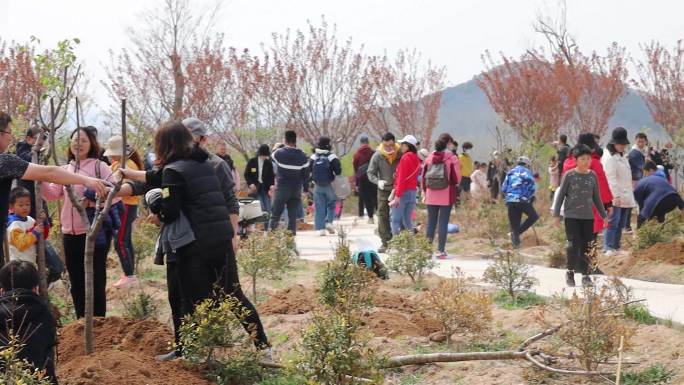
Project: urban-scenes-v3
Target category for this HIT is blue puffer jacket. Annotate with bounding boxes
[501,165,536,203]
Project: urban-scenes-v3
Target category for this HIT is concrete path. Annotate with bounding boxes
[295,215,684,323]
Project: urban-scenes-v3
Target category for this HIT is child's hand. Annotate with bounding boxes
[607,207,613,218]
[35,222,44,235]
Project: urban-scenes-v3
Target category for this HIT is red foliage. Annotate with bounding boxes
[0,42,41,123]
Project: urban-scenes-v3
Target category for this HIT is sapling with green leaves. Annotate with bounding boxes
[237,230,294,303]
[483,250,538,301]
[386,231,435,284]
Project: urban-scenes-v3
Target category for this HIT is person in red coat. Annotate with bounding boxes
[561,133,613,271]
[353,136,377,223]
[389,135,421,235]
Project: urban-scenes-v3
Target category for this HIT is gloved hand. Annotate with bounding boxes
[378,180,387,190]
[145,188,163,214]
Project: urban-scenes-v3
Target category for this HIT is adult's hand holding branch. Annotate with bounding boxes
[84,177,108,198]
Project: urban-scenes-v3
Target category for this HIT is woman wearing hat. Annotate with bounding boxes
[104,135,145,288]
[601,127,636,256]
[389,135,421,235]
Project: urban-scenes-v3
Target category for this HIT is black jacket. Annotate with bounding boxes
[159,148,232,256]
[244,156,275,193]
[0,289,57,384]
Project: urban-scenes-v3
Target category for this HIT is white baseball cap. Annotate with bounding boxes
[398,135,418,146]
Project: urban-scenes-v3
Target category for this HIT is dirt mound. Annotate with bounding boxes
[259,284,317,315]
[59,317,174,364]
[373,290,417,312]
[363,310,426,338]
[633,240,684,264]
[59,350,210,385]
[408,312,443,334]
[58,317,209,385]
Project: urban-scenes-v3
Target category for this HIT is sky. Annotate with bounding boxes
[1,0,683,117]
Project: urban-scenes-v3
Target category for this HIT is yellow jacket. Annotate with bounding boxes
[459,153,474,178]
[111,159,141,206]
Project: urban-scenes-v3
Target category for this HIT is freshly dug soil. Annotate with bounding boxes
[633,240,684,264]
[362,310,426,337]
[259,284,317,315]
[58,317,211,385]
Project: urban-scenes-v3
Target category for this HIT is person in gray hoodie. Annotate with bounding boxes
[367,132,401,252]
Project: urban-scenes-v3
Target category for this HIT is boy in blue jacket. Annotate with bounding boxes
[501,156,539,247]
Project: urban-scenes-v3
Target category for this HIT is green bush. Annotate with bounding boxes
[635,212,684,250]
[493,291,546,310]
[477,202,510,247]
[122,290,159,321]
[483,250,538,300]
[624,304,657,325]
[237,230,295,303]
[623,364,675,385]
[295,311,382,385]
[0,336,54,385]
[132,221,160,273]
[546,223,566,268]
[387,231,435,284]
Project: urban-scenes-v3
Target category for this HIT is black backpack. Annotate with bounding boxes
[425,161,449,189]
[312,154,334,186]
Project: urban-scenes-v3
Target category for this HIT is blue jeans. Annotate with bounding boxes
[604,207,631,251]
[314,185,337,230]
[258,189,271,214]
[426,205,452,253]
[391,189,417,235]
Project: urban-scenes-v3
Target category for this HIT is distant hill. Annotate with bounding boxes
[435,77,667,162]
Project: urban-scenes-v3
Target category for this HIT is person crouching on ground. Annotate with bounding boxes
[0,261,58,384]
[634,160,684,228]
[501,156,538,248]
[553,144,608,287]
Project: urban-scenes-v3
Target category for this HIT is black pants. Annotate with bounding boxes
[506,201,539,247]
[637,193,684,228]
[564,218,594,275]
[357,178,377,218]
[114,204,137,276]
[63,233,111,318]
[269,185,303,235]
[169,242,269,351]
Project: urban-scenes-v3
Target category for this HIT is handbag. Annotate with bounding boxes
[332,175,352,199]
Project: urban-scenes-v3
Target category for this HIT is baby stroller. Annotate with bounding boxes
[238,198,270,239]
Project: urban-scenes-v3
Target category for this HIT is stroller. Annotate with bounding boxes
[237,198,270,239]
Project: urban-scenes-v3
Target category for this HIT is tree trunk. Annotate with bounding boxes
[252,276,257,304]
[381,351,529,368]
[32,133,48,298]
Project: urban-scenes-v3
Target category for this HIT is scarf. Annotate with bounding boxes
[378,143,400,164]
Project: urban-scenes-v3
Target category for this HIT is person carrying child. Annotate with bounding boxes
[6,187,65,284]
[0,260,58,384]
[553,144,608,287]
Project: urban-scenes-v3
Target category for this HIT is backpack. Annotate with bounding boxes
[312,154,334,186]
[425,161,449,190]
[352,250,389,279]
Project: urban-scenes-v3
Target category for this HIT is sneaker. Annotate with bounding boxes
[590,266,604,275]
[623,227,633,234]
[319,229,327,236]
[436,251,449,260]
[259,347,275,365]
[113,275,139,289]
[326,224,336,234]
[604,249,617,257]
[156,350,180,362]
[378,246,388,253]
[566,271,576,287]
[367,217,375,225]
[582,275,593,287]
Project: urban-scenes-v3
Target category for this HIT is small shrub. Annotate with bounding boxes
[318,229,376,314]
[546,223,566,268]
[635,212,684,250]
[477,201,509,247]
[122,290,159,321]
[539,283,636,371]
[387,231,435,284]
[423,269,493,346]
[0,335,54,384]
[295,311,382,385]
[624,304,657,325]
[493,291,546,310]
[622,364,675,385]
[483,250,538,300]
[132,221,159,274]
[237,230,294,303]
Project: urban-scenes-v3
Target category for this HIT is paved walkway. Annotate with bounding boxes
[295,216,684,323]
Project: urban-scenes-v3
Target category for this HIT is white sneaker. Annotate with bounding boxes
[319,230,327,236]
[326,224,336,234]
[604,250,617,257]
[367,217,375,225]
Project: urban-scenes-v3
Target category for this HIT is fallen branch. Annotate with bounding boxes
[382,351,528,368]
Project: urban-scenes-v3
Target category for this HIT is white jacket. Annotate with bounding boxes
[7,216,38,263]
[601,148,636,208]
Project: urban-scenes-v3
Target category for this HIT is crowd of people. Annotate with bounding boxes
[1,105,684,384]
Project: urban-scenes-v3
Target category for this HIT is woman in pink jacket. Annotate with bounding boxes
[422,134,461,259]
[43,127,117,318]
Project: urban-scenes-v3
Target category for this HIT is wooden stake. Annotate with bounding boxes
[615,335,625,385]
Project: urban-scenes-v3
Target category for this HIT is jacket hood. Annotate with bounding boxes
[315,148,331,155]
[430,150,453,164]
[0,289,49,324]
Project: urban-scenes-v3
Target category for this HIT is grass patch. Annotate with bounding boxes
[493,291,546,310]
[48,292,75,326]
[138,267,166,281]
[624,304,657,325]
[256,374,306,385]
[622,364,675,385]
[465,330,521,352]
[399,373,424,385]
